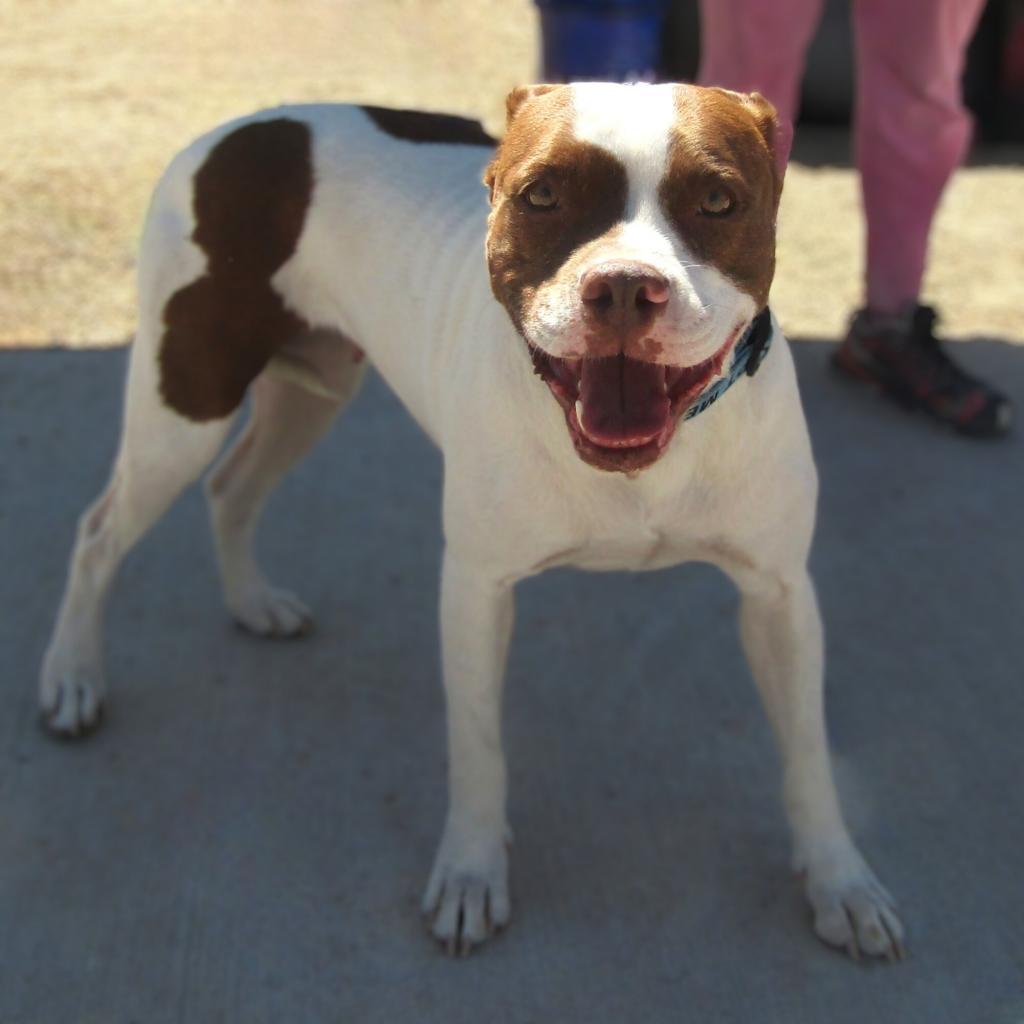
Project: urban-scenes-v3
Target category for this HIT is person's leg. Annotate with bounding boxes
[697,0,824,126]
[853,0,986,313]
[835,0,1012,436]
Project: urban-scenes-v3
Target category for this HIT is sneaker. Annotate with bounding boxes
[832,304,1013,438]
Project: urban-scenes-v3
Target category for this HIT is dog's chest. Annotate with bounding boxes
[552,531,695,573]
[527,464,730,575]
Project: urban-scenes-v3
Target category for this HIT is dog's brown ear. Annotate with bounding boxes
[737,91,791,195]
[504,84,561,123]
[485,85,561,202]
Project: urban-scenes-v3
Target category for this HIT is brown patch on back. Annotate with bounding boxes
[362,106,495,147]
[484,87,628,334]
[660,86,782,309]
[159,117,313,421]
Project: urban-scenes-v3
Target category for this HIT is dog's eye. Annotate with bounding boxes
[700,188,734,216]
[524,181,558,209]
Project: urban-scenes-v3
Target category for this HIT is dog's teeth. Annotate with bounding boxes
[575,399,584,424]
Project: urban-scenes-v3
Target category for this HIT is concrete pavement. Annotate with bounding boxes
[2,340,1022,1023]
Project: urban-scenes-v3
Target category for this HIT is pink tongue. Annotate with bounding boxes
[578,356,670,447]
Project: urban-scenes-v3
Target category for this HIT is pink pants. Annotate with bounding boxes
[697,0,986,314]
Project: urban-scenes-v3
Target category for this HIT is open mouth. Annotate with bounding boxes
[531,339,735,472]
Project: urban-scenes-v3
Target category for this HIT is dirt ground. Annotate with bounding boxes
[2,0,1022,346]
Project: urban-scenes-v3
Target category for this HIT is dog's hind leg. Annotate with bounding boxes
[39,330,237,736]
[205,329,366,636]
[40,115,330,733]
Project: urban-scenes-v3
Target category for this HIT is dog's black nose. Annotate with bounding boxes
[581,264,670,329]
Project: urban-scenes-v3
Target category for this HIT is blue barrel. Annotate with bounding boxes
[536,0,670,82]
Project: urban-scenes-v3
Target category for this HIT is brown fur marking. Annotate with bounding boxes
[660,86,782,309]
[362,106,495,147]
[159,117,314,421]
[484,87,628,334]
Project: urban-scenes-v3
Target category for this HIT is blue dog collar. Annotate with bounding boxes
[681,307,774,423]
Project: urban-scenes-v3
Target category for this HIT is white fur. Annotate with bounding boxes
[40,91,903,960]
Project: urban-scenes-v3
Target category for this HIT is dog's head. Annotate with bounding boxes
[484,82,785,472]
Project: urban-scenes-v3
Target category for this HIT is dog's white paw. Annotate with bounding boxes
[422,819,510,955]
[228,585,313,638]
[39,659,105,737]
[801,844,905,961]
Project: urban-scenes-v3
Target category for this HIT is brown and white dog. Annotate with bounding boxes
[40,83,904,960]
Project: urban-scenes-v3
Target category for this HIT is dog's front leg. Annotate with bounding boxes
[737,567,905,961]
[422,552,514,954]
